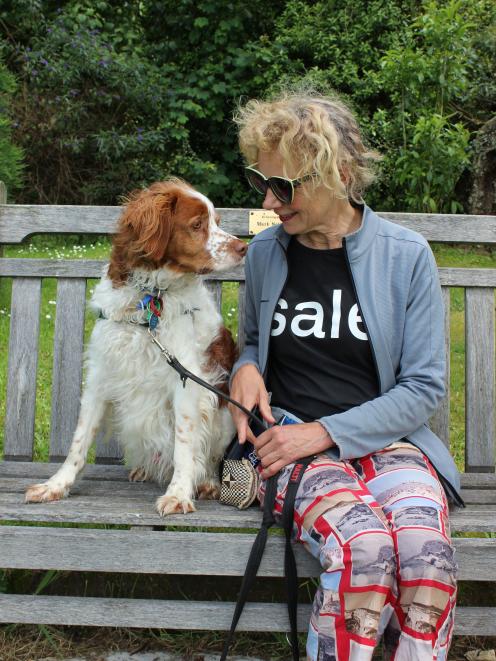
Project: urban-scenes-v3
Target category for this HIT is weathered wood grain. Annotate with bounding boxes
[49,279,86,459]
[4,278,42,460]
[0,594,492,634]
[0,183,5,262]
[6,477,496,509]
[3,475,496,505]
[465,287,495,472]
[0,460,129,481]
[205,280,222,312]
[0,526,493,581]
[3,460,496,488]
[1,204,496,244]
[438,269,496,287]
[94,423,123,464]
[430,287,450,447]
[0,258,245,281]
[1,488,496,531]
[3,259,496,292]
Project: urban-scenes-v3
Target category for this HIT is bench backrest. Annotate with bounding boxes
[1,206,495,471]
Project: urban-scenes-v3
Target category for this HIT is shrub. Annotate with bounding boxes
[0,49,23,193]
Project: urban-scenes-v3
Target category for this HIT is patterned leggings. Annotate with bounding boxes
[258,442,457,661]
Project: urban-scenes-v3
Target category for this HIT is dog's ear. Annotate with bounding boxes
[108,183,180,285]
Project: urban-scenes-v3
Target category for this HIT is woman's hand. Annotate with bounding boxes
[229,364,275,444]
[254,421,335,478]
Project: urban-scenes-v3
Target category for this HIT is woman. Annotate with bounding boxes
[229,91,463,661]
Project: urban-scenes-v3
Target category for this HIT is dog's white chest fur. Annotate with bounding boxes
[86,271,233,484]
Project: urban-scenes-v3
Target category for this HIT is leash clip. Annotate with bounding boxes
[147,327,188,388]
[147,327,173,362]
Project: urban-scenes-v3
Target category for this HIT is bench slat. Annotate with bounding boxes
[94,426,123,465]
[0,526,493,581]
[2,204,496,244]
[4,278,42,461]
[1,489,496,531]
[3,258,496,288]
[4,258,496,292]
[3,476,496,505]
[430,287,451,447]
[205,280,222,312]
[49,278,86,460]
[0,257,245,281]
[0,594,491,635]
[465,287,495,472]
[3,461,496,488]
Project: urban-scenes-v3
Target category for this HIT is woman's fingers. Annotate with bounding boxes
[229,364,273,443]
[258,388,275,424]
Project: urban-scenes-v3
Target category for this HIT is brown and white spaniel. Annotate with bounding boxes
[25,179,246,515]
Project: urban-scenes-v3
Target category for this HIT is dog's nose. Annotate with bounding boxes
[234,239,248,256]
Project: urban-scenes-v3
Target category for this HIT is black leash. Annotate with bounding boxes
[147,327,313,660]
[219,472,278,661]
[147,328,267,428]
[281,456,314,660]
[219,456,313,661]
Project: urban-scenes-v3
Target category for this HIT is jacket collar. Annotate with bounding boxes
[274,203,380,262]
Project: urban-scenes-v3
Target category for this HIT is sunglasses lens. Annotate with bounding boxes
[245,169,268,196]
[270,178,293,204]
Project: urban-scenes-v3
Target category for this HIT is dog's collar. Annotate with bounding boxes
[136,288,165,330]
[98,286,200,327]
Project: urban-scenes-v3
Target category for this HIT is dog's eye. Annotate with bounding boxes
[191,220,203,231]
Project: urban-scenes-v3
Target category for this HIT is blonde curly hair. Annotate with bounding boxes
[234,89,381,204]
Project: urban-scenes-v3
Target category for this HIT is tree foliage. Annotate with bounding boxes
[0,50,23,191]
[0,0,494,210]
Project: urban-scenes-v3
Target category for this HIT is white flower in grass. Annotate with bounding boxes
[46,314,51,319]
[48,300,56,305]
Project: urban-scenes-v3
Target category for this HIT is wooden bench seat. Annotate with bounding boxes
[1,204,495,639]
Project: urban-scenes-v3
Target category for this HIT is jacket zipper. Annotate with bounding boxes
[342,236,382,395]
[262,236,290,383]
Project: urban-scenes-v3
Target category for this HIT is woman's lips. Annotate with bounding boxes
[278,212,297,223]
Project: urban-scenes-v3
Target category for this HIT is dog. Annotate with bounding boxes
[25,179,247,515]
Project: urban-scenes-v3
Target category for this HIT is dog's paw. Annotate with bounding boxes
[128,467,148,482]
[156,494,196,516]
[25,482,69,503]
[197,480,221,500]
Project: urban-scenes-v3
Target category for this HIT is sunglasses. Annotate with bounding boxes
[244,166,315,205]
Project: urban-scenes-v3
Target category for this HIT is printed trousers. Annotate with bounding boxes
[258,441,457,661]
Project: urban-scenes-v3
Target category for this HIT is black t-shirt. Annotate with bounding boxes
[266,237,378,422]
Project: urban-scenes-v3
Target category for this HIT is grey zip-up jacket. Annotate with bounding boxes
[231,204,463,506]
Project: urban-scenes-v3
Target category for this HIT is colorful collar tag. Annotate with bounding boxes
[137,292,163,330]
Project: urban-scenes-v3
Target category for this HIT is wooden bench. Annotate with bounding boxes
[0,204,495,639]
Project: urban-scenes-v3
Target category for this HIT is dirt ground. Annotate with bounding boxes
[1,626,495,661]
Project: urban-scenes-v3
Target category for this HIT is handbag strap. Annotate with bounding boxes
[220,472,278,661]
[281,455,314,661]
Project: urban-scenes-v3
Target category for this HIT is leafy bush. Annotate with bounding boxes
[0,0,494,210]
[374,0,474,212]
[0,50,23,193]
[11,10,215,204]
